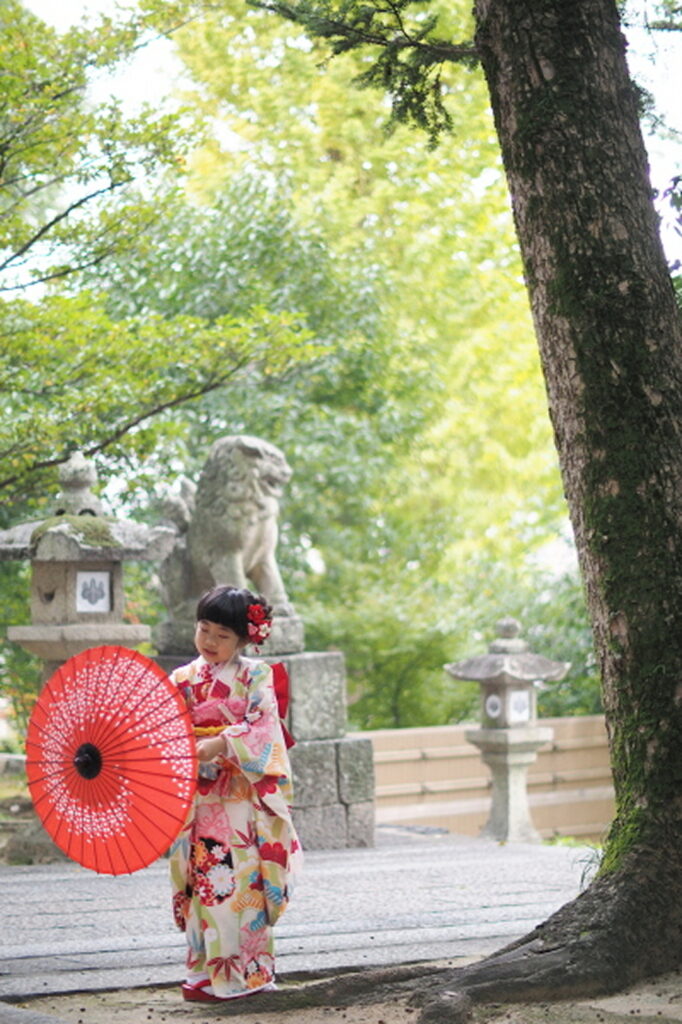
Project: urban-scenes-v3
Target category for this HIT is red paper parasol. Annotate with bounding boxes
[26,645,197,875]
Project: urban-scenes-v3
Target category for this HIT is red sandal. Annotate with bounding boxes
[181,978,222,1002]
[182,977,278,1002]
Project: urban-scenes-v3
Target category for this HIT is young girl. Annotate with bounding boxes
[168,585,302,1003]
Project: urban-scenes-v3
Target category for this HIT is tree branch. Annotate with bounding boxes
[0,357,259,493]
[250,0,477,63]
[0,179,130,278]
[247,0,478,145]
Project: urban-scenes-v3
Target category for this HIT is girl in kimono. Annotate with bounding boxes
[169,585,302,1003]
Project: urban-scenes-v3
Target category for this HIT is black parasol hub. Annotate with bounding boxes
[73,742,103,780]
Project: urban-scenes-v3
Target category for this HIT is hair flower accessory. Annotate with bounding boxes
[247,603,272,645]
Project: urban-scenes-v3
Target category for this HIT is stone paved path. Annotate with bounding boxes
[1,828,597,1006]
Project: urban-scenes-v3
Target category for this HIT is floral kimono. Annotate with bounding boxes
[169,654,302,997]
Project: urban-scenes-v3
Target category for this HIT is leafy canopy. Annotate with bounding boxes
[0,291,313,516]
[0,2,318,513]
[246,0,478,146]
[0,0,209,292]
[111,0,592,728]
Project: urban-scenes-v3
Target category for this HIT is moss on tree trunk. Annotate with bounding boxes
[476,0,682,856]
[413,0,682,1014]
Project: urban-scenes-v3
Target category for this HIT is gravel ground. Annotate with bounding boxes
[15,968,682,1024]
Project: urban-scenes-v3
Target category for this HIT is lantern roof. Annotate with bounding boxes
[445,617,570,686]
[0,453,174,563]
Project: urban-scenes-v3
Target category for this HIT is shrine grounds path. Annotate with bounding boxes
[1,828,680,1024]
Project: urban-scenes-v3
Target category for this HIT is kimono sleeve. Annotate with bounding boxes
[220,661,290,789]
[220,661,301,927]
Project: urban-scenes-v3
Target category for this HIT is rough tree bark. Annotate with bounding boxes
[417,0,682,1016]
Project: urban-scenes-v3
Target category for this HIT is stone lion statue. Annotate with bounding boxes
[155,435,303,655]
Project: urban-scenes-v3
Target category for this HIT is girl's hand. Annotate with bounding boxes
[196,736,225,762]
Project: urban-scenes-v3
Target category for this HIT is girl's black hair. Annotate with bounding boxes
[196,585,272,641]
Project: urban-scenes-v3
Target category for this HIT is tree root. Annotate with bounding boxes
[412,841,682,1021]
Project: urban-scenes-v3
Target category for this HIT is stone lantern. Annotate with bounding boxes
[445,617,569,843]
[0,453,175,680]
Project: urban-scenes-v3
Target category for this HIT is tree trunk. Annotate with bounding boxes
[417,0,682,1015]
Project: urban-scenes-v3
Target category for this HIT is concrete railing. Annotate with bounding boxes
[356,714,614,843]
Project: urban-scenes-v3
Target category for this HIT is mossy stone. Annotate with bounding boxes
[30,515,122,549]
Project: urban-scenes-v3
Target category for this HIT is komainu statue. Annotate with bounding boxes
[155,435,304,655]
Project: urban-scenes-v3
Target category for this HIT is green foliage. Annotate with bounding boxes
[454,568,599,723]
[304,588,479,730]
[518,574,602,717]
[171,0,564,564]
[0,0,596,737]
[299,561,597,730]
[0,562,41,737]
[0,4,322,519]
[79,173,421,529]
[644,0,682,31]
[0,0,208,292]
[82,177,383,339]
[0,290,313,514]
[91,0,589,729]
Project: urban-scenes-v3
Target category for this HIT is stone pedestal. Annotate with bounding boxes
[465,725,554,842]
[289,736,375,849]
[273,651,375,849]
[156,650,376,850]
